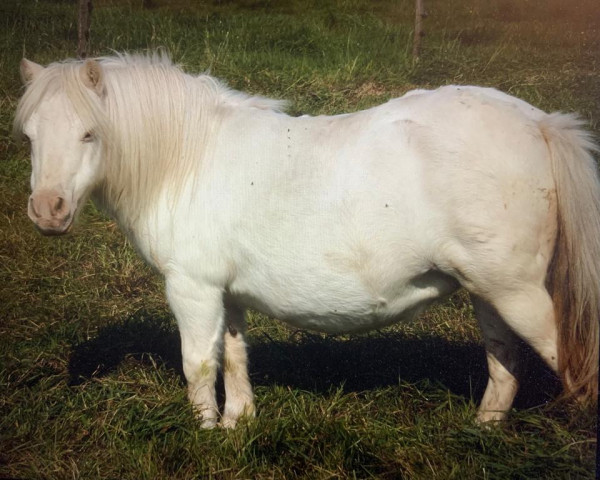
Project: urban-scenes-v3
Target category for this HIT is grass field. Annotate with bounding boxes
[1,0,599,478]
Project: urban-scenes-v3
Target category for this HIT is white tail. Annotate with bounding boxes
[542,113,600,404]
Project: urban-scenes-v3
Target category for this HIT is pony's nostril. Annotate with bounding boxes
[52,196,70,218]
[29,196,40,218]
[54,196,64,214]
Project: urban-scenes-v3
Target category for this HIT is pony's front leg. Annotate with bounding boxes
[222,303,255,428]
[166,276,224,428]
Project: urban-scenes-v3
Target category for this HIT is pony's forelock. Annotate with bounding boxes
[14,59,109,142]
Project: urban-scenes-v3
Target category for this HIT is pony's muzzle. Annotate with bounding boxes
[28,190,73,235]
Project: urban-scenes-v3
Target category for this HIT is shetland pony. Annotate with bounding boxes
[15,53,599,428]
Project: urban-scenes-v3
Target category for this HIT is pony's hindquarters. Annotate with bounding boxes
[470,112,600,421]
[422,93,600,420]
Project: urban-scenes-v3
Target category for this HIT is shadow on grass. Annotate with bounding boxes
[68,312,184,385]
[68,311,561,409]
[248,331,561,409]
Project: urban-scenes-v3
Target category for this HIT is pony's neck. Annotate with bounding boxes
[98,68,222,229]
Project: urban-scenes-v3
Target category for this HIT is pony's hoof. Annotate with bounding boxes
[476,410,507,425]
[200,418,218,429]
[221,416,238,429]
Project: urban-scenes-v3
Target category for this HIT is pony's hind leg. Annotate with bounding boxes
[221,303,255,428]
[471,295,522,422]
[473,286,559,422]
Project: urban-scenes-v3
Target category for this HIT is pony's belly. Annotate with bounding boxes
[232,268,458,334]
[276,306,422,334]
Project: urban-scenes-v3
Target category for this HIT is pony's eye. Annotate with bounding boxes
[82,131,94,143]
[22,133,31,144]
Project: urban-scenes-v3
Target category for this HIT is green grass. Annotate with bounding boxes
[1,0,598,478]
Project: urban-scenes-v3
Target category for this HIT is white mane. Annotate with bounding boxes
[14,52,288,224]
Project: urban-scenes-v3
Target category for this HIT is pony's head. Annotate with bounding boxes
[15,58,107,235]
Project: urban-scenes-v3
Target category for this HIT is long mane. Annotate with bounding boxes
[14,52,288,224]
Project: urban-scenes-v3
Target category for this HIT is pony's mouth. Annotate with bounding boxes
[35,216,74,236]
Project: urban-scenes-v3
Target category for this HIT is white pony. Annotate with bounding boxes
[15,53,599,428]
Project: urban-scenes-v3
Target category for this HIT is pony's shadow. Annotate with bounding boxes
[248,331,561,409]
[68,311,561,409]
[68,312,184,384]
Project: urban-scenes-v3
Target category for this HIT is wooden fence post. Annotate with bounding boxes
[77,0,93,59]
[412,0,426,60]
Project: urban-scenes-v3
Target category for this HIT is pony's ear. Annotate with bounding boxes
[80,59,105,97]
[20,58,44,85]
